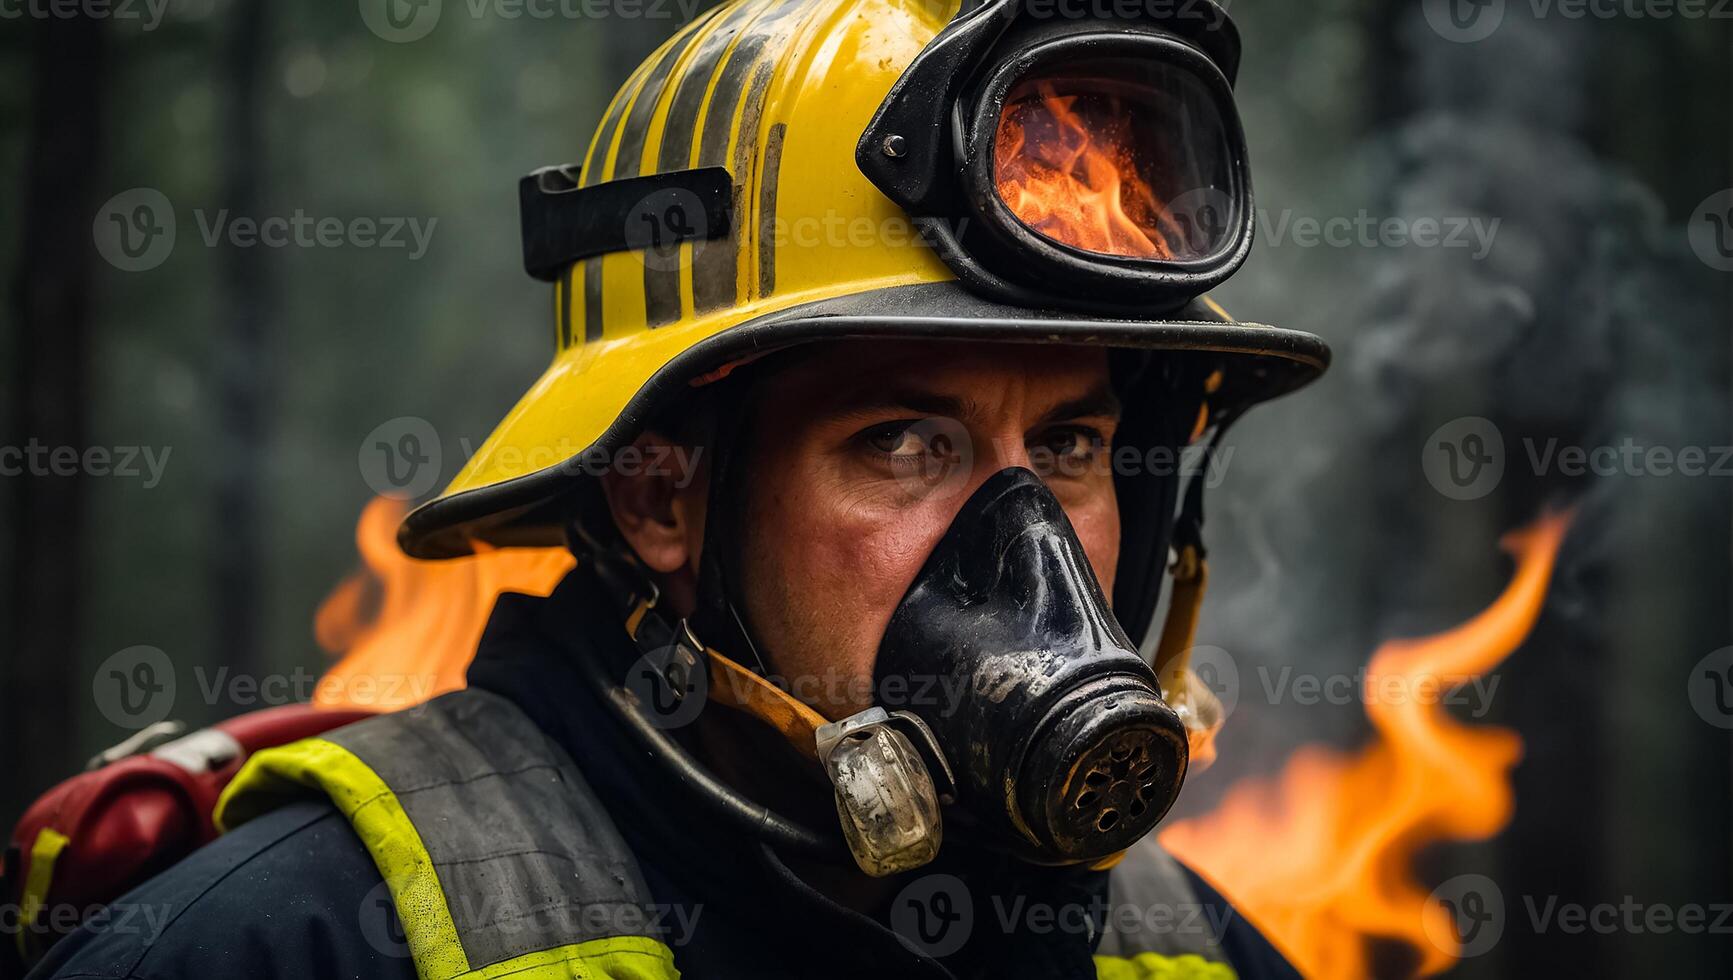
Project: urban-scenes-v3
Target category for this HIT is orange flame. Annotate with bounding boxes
[311,500,1570,979]
[994,83,1175,258]
[1160,512,1572,979]
[311,497,573,709]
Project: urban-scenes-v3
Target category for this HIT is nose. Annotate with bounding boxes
[936,428,1040,507]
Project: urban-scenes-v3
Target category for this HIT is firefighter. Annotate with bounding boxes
[27,1,1328,977]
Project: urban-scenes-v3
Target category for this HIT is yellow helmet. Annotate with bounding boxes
[400,0,1329,562]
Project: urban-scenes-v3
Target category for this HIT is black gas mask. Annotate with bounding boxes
[815,467,1187,875]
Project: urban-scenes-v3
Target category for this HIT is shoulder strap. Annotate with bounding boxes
[216,688,679,980]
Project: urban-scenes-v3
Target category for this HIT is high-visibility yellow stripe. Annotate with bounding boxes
[16,827,70,962]
[1094,952,1237,980]
[466,935,679,980]
[215,738,470,980]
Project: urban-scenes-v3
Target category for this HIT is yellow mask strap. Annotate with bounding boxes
[624,594,826,761]
[1153,542,1209,692]
[704,644,826,761]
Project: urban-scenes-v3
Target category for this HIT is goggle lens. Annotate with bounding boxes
[993,59,1240,263]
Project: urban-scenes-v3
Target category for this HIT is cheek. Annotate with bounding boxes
[787,498,948,643]
[741,454,954,711]
[1064,489,1122,598]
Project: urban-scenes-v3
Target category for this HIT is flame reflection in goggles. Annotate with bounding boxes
[992,59,1239,263]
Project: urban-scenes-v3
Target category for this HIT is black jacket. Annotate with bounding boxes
[29,572,1298,979]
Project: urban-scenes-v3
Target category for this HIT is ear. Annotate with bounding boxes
[598,431,706,577]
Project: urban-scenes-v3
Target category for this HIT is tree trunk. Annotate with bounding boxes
[209,0,273,688]
[4,12,108,819]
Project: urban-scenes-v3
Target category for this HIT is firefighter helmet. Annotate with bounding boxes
[399,0,1329,580]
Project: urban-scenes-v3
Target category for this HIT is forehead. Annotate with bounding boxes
[750,340,1114,416]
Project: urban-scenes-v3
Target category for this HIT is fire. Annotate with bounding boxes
[994,81,1176,258]
[309,500,1569,978]
[1160,513,1572,979]
[311,497,573,709]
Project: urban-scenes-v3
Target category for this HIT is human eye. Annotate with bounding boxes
[860,420,935,462]
[1030,425,1108,477]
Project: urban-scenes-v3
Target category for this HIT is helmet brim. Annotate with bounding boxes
[399,281,1329,559]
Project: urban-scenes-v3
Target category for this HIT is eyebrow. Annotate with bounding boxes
[824,381,1122,426]
[1038,383,1123,426]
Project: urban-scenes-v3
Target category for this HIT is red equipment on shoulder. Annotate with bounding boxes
[1,704,373,974]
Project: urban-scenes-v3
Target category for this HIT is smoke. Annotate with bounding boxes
[1175,3,1721,808]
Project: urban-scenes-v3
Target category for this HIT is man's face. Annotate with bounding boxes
[603,339,1124,720]
[733,340,1122,719]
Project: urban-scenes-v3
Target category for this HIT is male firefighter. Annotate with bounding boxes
[24,1,1329,977]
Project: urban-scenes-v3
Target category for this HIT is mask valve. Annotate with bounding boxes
[816,707,954,876]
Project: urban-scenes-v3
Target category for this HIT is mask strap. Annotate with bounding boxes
[576,533,939,876]
[577,524,827,760]
[1152,540,1208,693]
[1150,425,1227,766]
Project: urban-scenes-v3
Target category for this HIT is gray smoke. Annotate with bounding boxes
[1171,4,1719,809]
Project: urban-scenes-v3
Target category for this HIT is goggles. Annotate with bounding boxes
[858,1,1250,312]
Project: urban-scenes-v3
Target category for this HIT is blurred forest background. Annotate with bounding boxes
[2,0,1729,977]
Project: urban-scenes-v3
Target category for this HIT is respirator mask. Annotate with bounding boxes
[817,467,1188,874]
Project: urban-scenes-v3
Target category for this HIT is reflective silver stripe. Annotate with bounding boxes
[150,727,242,773]
[325,689,657,970]
[1095,840,1230,963]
